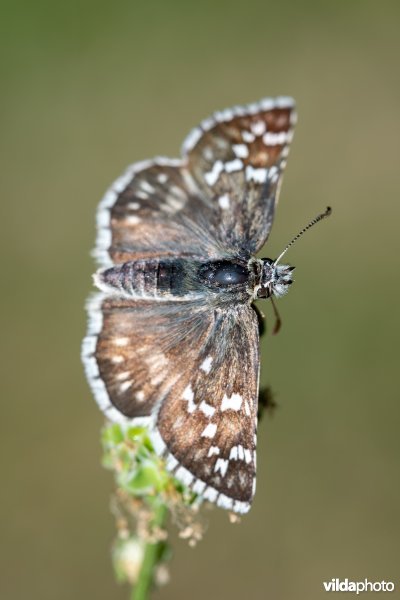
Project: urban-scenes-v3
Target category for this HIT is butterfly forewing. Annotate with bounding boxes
[95,98,296,267]
[182,97,296,254]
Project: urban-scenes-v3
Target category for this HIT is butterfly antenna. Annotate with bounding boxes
[274,206,332,265]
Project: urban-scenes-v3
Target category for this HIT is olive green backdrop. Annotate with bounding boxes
[1,1,399,599]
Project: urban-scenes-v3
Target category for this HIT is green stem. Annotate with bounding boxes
[132,503,167,600]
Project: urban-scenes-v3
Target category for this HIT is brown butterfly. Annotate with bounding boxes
[82,97,329,513]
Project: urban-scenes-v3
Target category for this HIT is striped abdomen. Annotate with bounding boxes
[95,259,200,298]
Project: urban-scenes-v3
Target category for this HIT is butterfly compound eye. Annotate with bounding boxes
[200,261,249,287]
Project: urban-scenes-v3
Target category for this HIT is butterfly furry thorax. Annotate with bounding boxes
[83,96,297,514]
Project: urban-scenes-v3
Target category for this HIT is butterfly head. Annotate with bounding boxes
[256,206,332,301]
[257,259,295,299]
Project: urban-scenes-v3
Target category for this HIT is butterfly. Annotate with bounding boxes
[82,96,327,514]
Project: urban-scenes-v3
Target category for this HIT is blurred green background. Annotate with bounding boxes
[1,1,399,599]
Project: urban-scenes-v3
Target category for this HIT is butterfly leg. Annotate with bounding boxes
[258,385,277,420]
[252,304,266,337]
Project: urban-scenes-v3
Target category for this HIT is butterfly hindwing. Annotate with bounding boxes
[83,294,214,422]
[83,291,260,513]
[153,304,260,513]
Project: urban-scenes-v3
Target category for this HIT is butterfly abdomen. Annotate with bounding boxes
[95,259,204,299]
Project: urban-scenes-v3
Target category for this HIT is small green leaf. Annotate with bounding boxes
[126,425,147,442]
[125,460,165,494]
[103,423,124,446]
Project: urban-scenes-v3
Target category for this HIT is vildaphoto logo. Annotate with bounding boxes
[323,579,395,594]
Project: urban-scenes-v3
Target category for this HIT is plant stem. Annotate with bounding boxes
[132,503,167,600]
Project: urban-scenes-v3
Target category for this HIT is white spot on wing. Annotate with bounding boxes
[114,337,129,346]
[244,448,252,464]
[146,351,169,386]
[218,194,230,210]
[157,173,168,184]
[119,380,132,393]
[169,185,187,201]
[111,355,124,364]
[204,160,223,186]
[232,143,249,159]
[125,215,141,225]
[140,180,155,194]
[251,120,266,136]
[233,499,251,514]
[268,165,279,181]
[217,494,233,510]
[245,165,268,184]
[116,371,131,381]
[203,486,218,502]
[135,391,145,402]
[200,356,213,373]
[199,401,215,418]
[221,393,243,412]
[242,130,255,143]
[201,423,217,438]
[135,190,150,200]
[263,131,289,145]
[175,466,194,487]
[229,446,238,460]
[182,384,196,413]
[146,353,168,370]
[192,479,206,495]
[224,158,243,173]
[166,453,178,471]
[164,195,185,212]
[207,446,220,457]
[214,458,228,477]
